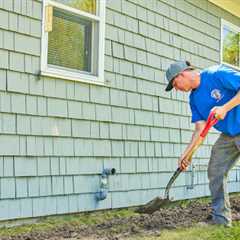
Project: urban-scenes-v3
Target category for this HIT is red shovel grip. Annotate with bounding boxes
[200,111,218,138]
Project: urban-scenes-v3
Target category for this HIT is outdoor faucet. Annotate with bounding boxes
[96,168,116,201]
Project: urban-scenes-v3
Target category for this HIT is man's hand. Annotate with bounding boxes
[211,106,228,120]
[178,154,192,171]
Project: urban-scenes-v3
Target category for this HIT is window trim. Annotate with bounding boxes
[41,0,106,85]
[220,19,240,71]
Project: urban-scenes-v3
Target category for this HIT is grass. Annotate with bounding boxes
[128,222,240,240]
[0,208,137,237]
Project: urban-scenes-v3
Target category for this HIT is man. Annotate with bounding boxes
[165,60,240,227]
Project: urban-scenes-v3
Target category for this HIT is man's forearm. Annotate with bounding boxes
[181,129,202,158]
[179,121,206,169]
[223,90,240,112]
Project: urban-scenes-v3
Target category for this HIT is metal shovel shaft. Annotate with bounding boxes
[163,167,182,199]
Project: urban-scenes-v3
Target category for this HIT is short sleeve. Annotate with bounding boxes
[216,66,240,92]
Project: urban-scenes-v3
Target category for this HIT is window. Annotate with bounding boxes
[41,0,105,84]
[221,19,240,70]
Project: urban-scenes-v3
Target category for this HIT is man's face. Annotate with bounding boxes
[172,71,193,92]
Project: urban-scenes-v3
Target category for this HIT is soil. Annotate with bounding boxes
[1,195,240,240]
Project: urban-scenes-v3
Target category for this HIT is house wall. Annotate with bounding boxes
[0,0,240,220]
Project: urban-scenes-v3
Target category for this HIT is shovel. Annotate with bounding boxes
[135,112,218,214]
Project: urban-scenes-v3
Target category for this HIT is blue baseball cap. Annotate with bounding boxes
[165,60,193,91]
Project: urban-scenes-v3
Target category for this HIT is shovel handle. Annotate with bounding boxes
[200,112,218,138]
[164,167,182,199]
[185,111,218,162]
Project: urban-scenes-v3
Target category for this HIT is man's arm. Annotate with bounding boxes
[213,90,240,120]
[178,121,206,170]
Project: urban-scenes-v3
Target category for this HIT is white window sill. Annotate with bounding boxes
[41,68,105,86]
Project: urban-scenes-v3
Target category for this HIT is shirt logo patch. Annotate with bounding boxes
[211,89,223,102]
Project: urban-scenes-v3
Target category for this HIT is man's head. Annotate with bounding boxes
[165,60,197,92]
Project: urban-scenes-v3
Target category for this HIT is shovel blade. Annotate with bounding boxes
[135,197,171,214]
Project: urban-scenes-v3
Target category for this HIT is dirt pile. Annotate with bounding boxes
[1,195,240,240]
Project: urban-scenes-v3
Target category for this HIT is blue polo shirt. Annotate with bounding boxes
[189,65,240,136]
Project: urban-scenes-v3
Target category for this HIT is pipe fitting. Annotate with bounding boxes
[95,168,116,201]
[96,189,108,201]
[102,168,116,176]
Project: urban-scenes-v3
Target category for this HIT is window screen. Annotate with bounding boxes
[48,8,92,72]
[222,25,240,68]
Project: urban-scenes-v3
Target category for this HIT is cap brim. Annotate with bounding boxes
[165,79,174,91]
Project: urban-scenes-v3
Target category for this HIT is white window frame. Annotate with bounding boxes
[41,0,106,85]
[220,19,240,71]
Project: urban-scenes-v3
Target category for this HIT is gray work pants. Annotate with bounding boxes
[208,133,240,225]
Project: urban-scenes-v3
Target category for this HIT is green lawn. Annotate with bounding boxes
[0,208,137,238]
[128,222,240,240]
[1,214,240,240]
